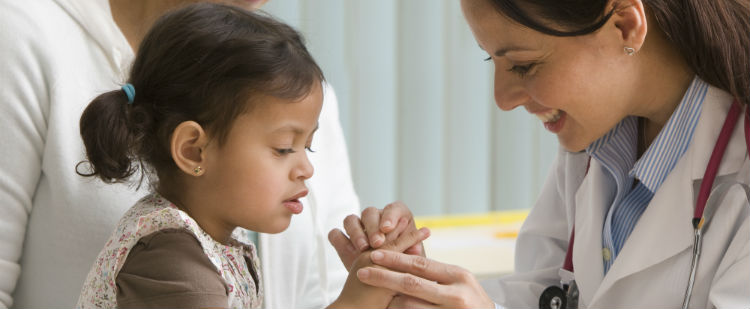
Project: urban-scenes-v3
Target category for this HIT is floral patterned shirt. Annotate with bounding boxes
[77,192,263,308]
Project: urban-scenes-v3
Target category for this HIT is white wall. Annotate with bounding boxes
[264,0,559,216]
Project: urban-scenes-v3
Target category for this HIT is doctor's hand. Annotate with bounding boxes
[328,227,431,309]
[328,201,425,270]
[357,250,494,309]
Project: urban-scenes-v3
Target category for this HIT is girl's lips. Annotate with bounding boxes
[283,189,308,214]
[283,200,303,214]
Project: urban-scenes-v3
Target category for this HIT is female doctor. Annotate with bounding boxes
[329,0,750,308]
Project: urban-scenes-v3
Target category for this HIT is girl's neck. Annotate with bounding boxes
[109,0,188,52]
[157,184,236,245]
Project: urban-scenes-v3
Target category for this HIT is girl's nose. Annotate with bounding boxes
[292,154,314,181]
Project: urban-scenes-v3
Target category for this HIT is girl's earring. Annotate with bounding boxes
[624,46,636,56]
[193,166,204,176]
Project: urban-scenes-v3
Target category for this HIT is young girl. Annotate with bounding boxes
[75,3,427,308]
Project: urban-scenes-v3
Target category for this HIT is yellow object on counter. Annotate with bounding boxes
[414,209,529,229]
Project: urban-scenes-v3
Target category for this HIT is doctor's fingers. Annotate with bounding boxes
[356,266,463,307]
[368,250,458,283]
[343,214,369,251]
[362,207,386,248]
[327,228,359,270]
[380,201,414,234]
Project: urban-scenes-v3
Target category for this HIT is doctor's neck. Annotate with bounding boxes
[626,17,694,152]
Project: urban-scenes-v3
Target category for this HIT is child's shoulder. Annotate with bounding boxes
[116,192,258,259]
[116,228,230,308]
[112,192,189,240]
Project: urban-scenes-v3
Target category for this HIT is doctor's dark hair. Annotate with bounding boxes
[487,0,750,105]
[77,3,324,185]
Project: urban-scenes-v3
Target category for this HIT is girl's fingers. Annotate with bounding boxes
[381,227,430,254]
[362,207,385,247]
[343,214,369,251]
[327,228,358,270]
[380,201,413,233]
[384,217,408,244]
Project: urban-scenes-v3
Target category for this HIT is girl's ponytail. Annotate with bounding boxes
[77,88,144,183]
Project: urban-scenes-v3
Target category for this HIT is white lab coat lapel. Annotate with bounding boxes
[587,85,742,307]
[588,152,694,306]
[572,159,612,307]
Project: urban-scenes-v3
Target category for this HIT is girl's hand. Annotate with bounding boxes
[328,227,431,309]
[328,201,425,270]
[357,250,494,309]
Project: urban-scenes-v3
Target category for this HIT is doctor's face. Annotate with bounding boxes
[461,0,638,152]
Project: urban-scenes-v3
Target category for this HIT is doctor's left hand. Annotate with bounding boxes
[357,250,494,309]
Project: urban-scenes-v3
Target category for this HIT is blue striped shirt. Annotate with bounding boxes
[585,76,709,273]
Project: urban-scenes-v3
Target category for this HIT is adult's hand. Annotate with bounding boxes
[328,227,431,309]
[357,250,494,309]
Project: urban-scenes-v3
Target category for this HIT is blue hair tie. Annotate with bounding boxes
[121,83,136,105]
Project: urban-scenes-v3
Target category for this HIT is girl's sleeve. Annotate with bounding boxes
[115,229,229,308]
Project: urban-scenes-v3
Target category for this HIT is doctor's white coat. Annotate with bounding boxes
[483,85,750,308]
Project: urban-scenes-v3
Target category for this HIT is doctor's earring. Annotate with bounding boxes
[624,46,636,56]
[193,166,204,176]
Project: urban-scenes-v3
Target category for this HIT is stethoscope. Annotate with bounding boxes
[540,99,750,309]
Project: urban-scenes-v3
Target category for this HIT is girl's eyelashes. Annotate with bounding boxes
[275,146,315,155]
[275,148,296,155]
[508,62,538,78]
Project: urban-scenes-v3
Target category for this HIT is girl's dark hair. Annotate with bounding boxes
[77,3,324,185]
[488,0,750,105]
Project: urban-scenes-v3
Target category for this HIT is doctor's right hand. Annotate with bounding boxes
[357,250,494,309]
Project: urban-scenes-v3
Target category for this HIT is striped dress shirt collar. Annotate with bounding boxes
[586,76,708,193]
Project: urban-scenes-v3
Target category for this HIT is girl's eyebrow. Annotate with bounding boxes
[272,123,320,135]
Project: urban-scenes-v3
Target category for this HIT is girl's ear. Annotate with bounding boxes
[611,0,648,53]
[170,121,209,177]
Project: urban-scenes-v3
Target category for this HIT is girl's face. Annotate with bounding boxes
[461,0,639,152]
[201,83,323,235]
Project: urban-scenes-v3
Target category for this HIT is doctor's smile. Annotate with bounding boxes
[527,107,566,134]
